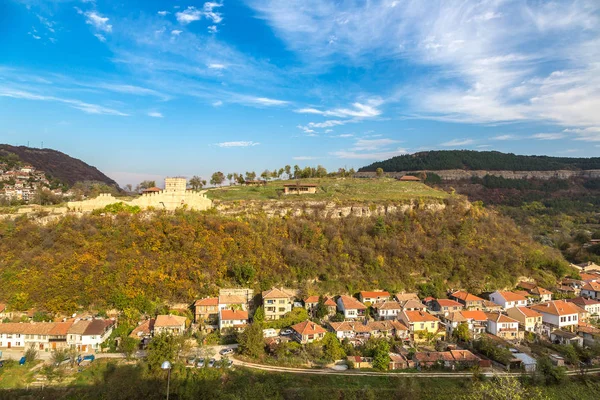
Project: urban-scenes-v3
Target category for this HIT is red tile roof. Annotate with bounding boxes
[530,300,582,316]
[155,314,187,327]
[495,291,528,302]
[338,295,367,310]
[514,307,542,318]
[395,293,420,302]
[359,291,390,299]
[460,310,488,321]
[582,281,600,291]
[568,297,600,307]
[485,312,518,324]
[403,310,439,323]
[194,297,218,306]
[517,281,537,290]
[262,288,295,299]
[434,299,464,308]
[291,320,327,336]
[375,300,403,310]
[450,291,483,302]
[531,286,552,296]
[304,296,336,306]
[220,309,248,321]
[130,319,155,338]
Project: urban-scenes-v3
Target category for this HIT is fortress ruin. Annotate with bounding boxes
[67,178,213,212]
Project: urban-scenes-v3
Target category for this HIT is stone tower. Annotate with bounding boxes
[164,177,187,192]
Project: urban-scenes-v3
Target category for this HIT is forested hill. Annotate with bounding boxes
[0,145,118,187]
[0,203,568,314]
[359,150,600,172]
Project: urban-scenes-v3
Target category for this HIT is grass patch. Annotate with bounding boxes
[207,178,450,203]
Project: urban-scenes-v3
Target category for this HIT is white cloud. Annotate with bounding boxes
[157,11,170,16]
[94,33,106,42]
[293,156,318,160]
[440,138,474,147]
[530,133,565,140]
[352,138,399,151]
[335,134,353,138]
[208,25,218,34]
[246,96,289,106]
[203,2,223,24]
[0,88,128,116]
[176,7,203,24]
[294,98,383,118]
[148,111,163,118]
[564,127,600,142]
[208,63,226,69]
[84,11,112,33]
[215,141,260,147]
[491,134,519,141]
[171,30,182,36]
[212,100,223,107]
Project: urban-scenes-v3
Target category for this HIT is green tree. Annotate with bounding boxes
[189,176,204,190]
[315,295,328,319]
[322,333,345,362]
[253,306,265,324]
[245,171,257,181]
[466,375,546,400]
[375,167,384,177]
[136,180,156,192]
[284,165,291,178]
[119,336,139,359]
[453,322,471,342]
[24,345,38,363]
[228,263,256,285]
[146,332,184,373]
[210,171,225,186]
[372,340,390,371]
[238,323,264,359]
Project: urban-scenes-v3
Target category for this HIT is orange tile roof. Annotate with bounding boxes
[580,273,600,282]
[304,296,336,306]
[49,320,74,335]
[434,299,463,307]
[375,300,403,310]
[450,350,480,362]
[194,297,218,306]
[495,291,528,302]
[460,310,488,321]
[262,288,295,299]
[531,286,552,296]
[0,322,55,335]
[399,175,421,181]
[485,312,518,324]
[582,281,600,291]
[291,320,327,336]
[219,295,246,304]
[568,297,600,307]
[403,310,439,323]
[530,300,582,316]
[517,281,537,290]
[400,299,426,309]
[514,307,542,318]
[359,291,390,299]
[130,319,155,338]
[450,291,483,302]
[220,309,248,321]
[338,295,367,310]
[155,314,187,327]
[395,293,420,302]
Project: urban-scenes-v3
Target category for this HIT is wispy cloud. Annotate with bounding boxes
[212,100,223,107]
[175,7,203,24]
[530,133,565,140]
[94,33,106,42]
[0,87,129,116]
[176,2,223,25]
[147,111,163,118]
[215,141,260,147]
[492,134,519,141]
[171,30,182,36]
[157,11,170,16]
[82,10,112,33]
[294,98,383,118]
[243,96,289,107]
[440,138,474,147]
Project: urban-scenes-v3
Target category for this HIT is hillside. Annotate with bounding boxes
[207,178,449,202]
[0,203,568,314]
[359,150,600,172]
[0,145,119,188]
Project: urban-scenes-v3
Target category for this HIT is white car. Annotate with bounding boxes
[280,329,293,336]
[219,348,234,356]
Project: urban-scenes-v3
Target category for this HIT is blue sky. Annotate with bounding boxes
[1,0,599,187]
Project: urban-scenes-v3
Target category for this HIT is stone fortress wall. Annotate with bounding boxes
[67,178,213,212]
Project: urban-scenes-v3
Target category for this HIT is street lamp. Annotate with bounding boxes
[161,360,172,400]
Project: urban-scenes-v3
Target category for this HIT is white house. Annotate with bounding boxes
[68,319,115,353]
[530,301,581,332]
[358,291,390,304]
[219,309,248,332]
[336,295,367,319]
[485,312,522,341]
[374,300,403,320]
[489,291,528,310]
[581,281,600,300]
[567,297,600,318]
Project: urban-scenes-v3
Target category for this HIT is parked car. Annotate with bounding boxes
[208,358,216,368]
[280,329,293,336]
[219,348,234,356]
[196,358,205,368]
[187,356,196,365]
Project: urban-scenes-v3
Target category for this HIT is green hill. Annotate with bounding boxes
[359,150,600,172]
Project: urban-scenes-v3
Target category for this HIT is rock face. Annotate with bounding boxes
[215,200,447,218]
[354,169,600,181]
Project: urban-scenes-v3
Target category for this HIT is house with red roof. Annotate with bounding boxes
[153,315,187,336]
[219,309,248,332]
[291,320,327,344]
[507,307,543,333]
[358,291,390,304]
[530,300,582,332]
[449,291,484,310]
[303,296,337,317]
[489,291,528,310]
[581,281,600,300]
[193,297,219,324]
[399,310,442,341]
[428,298,464,315]
[262,287,295,321]
[336,295,367,319]
[568,297,600,318]
[485,312,523,341]
[373,300,403,320]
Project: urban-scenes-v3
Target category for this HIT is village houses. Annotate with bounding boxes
[449,291,484,310]
[262,288,295,321]
[428,299,464,316]
[373,300,403,320]
[336,295,367,319]
[567,297,600,319]
[530,301,582,333]
[303,296,337,317]
[399,310,442,341]
[485,312,523,341]
[193,297,219,325]
[153,315,187,336]
[358,291,390,304]
[219,309,248,332]
[291,320,327,344]
[581,281,600,300]
[488,291,528,310]
[506,306,543,333]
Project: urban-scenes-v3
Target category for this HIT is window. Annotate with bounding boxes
[278,308,286,312]
[431,323,435,329]
[420,323,424,329]
[279,300,285,304]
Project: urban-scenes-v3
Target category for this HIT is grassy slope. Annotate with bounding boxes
[206,178,449,202]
